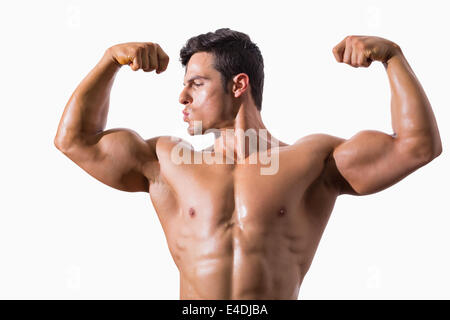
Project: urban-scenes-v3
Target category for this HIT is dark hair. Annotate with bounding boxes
[180,28,264,111]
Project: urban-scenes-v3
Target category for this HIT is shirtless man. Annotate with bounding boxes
[54,28,442,299]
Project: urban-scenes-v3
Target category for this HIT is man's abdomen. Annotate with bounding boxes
[177,221,306,300]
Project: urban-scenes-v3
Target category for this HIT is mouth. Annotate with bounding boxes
[182,110,190,122]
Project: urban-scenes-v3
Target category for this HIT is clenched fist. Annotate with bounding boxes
[106,42,170,73]
[332,35,401,68]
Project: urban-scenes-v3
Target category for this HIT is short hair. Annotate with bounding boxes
[179,28,264,111]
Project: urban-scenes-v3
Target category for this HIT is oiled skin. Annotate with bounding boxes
[55,37,442,299]
[150,136,339,299]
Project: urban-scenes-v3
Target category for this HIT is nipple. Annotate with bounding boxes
[278,207,286,217]
[189,207,196,218]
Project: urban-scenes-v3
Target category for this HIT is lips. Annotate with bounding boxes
[182,110,190,122]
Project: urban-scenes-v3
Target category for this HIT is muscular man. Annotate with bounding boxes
[54,28,442,299]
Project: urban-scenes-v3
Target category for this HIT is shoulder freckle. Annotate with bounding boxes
[278,207,286,217]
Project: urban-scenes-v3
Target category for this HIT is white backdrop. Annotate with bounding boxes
[0,0,448,299]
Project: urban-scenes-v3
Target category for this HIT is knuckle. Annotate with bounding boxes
[153,43,161,51]
[355,41,364,50]
[346,35,356,43]
[148,45,156,55]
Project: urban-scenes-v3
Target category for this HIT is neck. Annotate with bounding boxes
[212,102,277,160]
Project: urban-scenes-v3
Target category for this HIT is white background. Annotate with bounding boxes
[0,0,448,299]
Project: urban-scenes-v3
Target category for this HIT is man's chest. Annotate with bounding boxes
[149,149,330,232]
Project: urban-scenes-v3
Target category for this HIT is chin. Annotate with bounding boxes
[187,128,207,136]
[186,119,212,136]
[187,124,200,136]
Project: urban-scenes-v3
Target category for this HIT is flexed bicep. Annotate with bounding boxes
[332,130,432,196]
[61,129,160,193]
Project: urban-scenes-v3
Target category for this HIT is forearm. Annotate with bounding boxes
[55,49,121,148]
[384,50,442,158]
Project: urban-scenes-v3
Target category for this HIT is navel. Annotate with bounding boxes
[188,207,196,218]
[278,207,287,217]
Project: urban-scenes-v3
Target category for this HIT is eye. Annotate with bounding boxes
[193,82,203,87]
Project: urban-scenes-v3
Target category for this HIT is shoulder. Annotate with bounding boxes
[145,135,195,163]
[292,133,346,159]
[145,135,192,151]
[293,133,355,195]
[294,133,345,148]
[141,136,193,182]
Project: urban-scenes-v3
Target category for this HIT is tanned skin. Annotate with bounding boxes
[55,36,442,299]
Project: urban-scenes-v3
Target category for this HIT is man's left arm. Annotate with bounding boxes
[329,35,442,196]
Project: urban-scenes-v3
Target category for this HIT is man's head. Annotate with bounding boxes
[179,28,264,135]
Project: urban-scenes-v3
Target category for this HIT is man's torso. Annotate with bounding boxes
[144,134,343,299]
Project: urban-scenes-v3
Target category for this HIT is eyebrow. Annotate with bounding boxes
[183,75,210,86]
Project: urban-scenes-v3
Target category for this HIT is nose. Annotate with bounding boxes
[179,87,192,106]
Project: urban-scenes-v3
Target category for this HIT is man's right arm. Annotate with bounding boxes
[54,42,170,192]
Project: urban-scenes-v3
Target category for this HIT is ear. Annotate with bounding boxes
[231,73,250,98]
